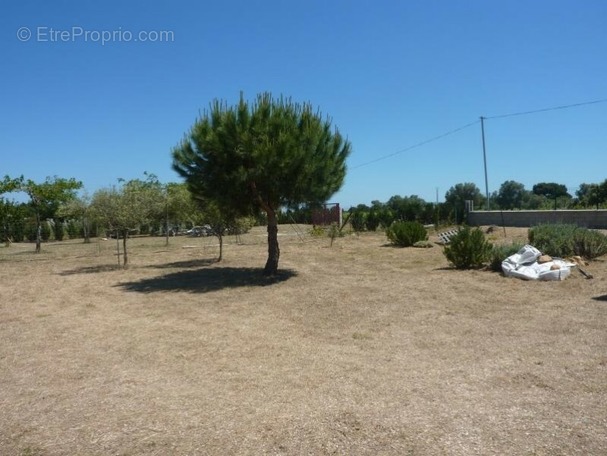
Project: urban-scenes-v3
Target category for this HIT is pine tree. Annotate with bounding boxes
[172,93,351,275]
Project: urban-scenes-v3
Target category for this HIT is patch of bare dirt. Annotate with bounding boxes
[1,226,606,455]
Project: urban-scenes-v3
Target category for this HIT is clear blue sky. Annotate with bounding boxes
[2,1,606,208]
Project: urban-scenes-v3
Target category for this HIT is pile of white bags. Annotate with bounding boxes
[501,245,576,281]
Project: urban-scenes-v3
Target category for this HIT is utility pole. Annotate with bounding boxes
[480,116,490,210]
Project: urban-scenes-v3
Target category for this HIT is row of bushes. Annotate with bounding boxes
[445,224,607,270]
[442,227,524,271]
[383,221,607,270]
[3,219,94,244]
[3,216,258,245]
[528,224,607,259]
[4,221,56,243]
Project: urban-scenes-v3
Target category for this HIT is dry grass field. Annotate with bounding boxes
[1,225,606,456]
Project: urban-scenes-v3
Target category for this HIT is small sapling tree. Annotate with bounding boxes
[91,176,164,267]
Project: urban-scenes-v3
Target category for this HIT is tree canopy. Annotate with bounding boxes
[172,92,351,275]
[91,175,164,266]
[576,181,607,209]
[16,176,82,252]
[445,182,484,223]
[1,176,22,195]
[57,193,93,243]
[495,180,526,210]
[532,182,571,210]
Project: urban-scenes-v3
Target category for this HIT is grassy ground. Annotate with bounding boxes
[1,226,606,455]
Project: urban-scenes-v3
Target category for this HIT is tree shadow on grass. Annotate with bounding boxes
[59,259,218,276]
[116,266,297,294]
[380,243,402,248]
[147,258,218,269]
[59,265,121,275]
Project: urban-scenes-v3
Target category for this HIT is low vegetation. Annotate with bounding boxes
[385,221,428,247]
[529,223,607,259]
[443,226,493,269]
[488,242,525,272]
[441,223,607,272]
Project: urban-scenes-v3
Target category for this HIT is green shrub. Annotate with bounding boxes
[309,225,326,237]
[41,222,51,241]
[328,222,347,246]
[227,216,256,235]
[528,224,607,259]
[66,220,81,239]
[365,210,380,231]
[308,223,346,245]
[413,240,433,248]
[349,210,366,232]
[489,242,525,272]
[2,220,25,243]
[10,221,25,242]
[443,226,492,269]
[572,229,607,259]
[53,220,65,241]
[528,224,576,258]
[386,221,428,247]
[26,222,51,242]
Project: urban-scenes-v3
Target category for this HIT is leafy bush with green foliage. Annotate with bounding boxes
[413,240,433,248]
[7,217,26,243]
[53,220,65,241]
[489,242,525,272]
[529,224,607,259]
[26,222,51,242]
[308,223,347,246]
[227,216,256,235]
[572,229,607,259]
[309,225,326,237]
[528,224,576,258]
[386,221,428,247]
[365,210,380,231]
[349,210,366,232]
[443,226,493,269]
[66,220,81,239]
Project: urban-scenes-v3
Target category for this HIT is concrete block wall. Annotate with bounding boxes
[467,210,607,229]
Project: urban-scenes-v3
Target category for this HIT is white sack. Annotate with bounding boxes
[501,245,574,281]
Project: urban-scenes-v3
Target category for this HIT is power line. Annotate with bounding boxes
[350,119,479,170]
[349,96,606,171]
[485,97,607,120]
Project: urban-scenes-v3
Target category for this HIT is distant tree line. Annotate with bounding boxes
[344,178,607,231]
[2,174,606,254]
[0,173,257,265]
[492,179,607,211]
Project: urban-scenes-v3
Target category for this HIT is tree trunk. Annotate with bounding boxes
[83,217,90,244]
[165,220,169,247]
[217,233,223,262]
[35,212,41,253]
[263,208,280,276]
[122,229,129,267]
